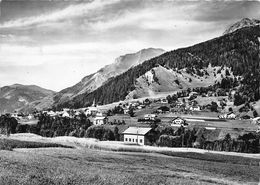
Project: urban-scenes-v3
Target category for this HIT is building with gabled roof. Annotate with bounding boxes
[171,117,186,126]
[123,127,152,145]
[93,116,108,125]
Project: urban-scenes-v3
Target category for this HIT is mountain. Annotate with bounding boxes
[223,18,260,35]
[52,48,165,105]
[56,24,260,108]
[0,84,55,113]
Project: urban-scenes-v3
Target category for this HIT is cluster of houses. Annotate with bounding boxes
[218,112,236,119]
[9,100,109,126]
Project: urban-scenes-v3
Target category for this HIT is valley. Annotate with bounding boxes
[0,8,260,185]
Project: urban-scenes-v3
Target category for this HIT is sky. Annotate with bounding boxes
[0,0,260,91]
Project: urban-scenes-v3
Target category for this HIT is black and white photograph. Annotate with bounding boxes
[0,0,260,184]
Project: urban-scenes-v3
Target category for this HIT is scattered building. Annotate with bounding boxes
[252,117,260,125]
[189,105,201,111]
[161,98,168,104]
[171,117,186,126]
[219,112,236,119]
[93,116,108,125]
[144,114,157,120]
[123,127,152,145]
[62,111,70,118]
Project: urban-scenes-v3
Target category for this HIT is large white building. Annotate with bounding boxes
[123,127,152,146]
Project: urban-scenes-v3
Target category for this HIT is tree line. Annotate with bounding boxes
[0,114,259,153]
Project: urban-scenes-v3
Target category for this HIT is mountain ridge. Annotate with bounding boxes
[52,48,165,106]
[0,84,55,113]
[55,24,260,108]
[223,18,260,35]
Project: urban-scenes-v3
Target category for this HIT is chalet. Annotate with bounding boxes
[62,111,70,118]
[27,114,34,120]
[171,117,186,126]
[123,127,152,145]
[93,116,108,125]
[252,117,260,125]
[143,98,151,105]
[144,114,157,120]
[47,111,57,117]
[226,112,236,119]
[85,107,99,116]
[10,112,19,118]
[218,112,236,119]
[85,99,100,116]
[123,109,129,114]
[189,91,198,96]
[189,105,201,111]
[161,98,168,104]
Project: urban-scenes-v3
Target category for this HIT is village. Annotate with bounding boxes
[4,89,260,147]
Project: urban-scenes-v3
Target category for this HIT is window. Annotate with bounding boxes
[140,139,142,143]
[129,138,131,142]
[125,138,128,141]
[136,139,138,142]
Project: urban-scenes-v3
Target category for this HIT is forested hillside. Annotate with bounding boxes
[56,25,260,109]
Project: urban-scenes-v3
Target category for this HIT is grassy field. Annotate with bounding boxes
[0,133,260,185]
[0,147,259,185]
[0,138,72,150]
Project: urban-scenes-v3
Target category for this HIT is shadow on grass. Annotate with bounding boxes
[0,138,73,151]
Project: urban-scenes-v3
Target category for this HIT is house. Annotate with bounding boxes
[161,98,168,104]
[144,114,157,120]
[218,112,236,119]
[85,107,99,116]
[10,112,19,118]
[85,99,100,116]
[226,112,236,119]
[189,105,201,111]
[252,117,260,125]
[27,114,34,120]
[93,116,108,125]
[123,109,129,114]
[171,117,186,126]
[62,111,70,118]
[47,110,57,117]
[123,127,152,145]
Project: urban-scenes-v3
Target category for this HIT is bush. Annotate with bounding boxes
[158,135,181,147]
[85,126,115,141]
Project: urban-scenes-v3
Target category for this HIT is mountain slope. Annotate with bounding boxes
[223,18,260,35]
[53,48,165,105]
[125,65,234,100]
[0,84,55,113]
[57,24,260,108]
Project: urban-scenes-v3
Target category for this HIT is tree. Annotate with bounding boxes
[210,101,218,112]
[114,126,120,141]
[128,108,135,117]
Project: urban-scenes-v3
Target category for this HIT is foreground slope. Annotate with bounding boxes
[57,24,260,108]
[0,84,55,113]
[0,146,259,185]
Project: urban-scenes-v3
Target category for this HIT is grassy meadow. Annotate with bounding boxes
[0,145,259,185]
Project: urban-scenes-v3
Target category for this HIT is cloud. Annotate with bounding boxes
[0,0,260,90]
[0,0,120,29]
